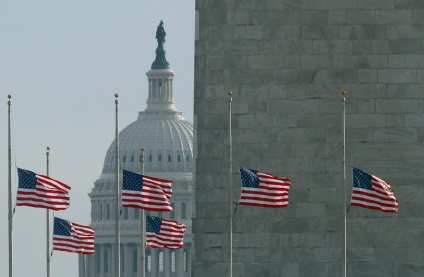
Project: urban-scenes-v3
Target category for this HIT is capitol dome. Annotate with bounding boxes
[101,90,193,175]
[82,22,194,277]
[101,21,193,176]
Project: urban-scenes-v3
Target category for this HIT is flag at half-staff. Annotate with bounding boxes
[53,217,95,254]
[122,169,173,212]
[146,215,186,249]
[16,168,71,211]
[238,167,291,208]
[350,167,398,213]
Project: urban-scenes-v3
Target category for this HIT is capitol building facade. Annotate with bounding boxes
[78,24,194,277]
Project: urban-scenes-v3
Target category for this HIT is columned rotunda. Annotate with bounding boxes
[79,22,194,277]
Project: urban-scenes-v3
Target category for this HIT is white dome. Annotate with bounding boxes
[101,65,193,175]
[102,112,193,174]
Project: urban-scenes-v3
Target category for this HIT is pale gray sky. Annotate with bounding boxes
[0,1,195,276]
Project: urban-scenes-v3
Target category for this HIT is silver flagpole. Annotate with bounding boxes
[140,147,145,277]
[46,147,51,277]
[342,90,347,277]
[115,93,121,277]
[8,95,13,277]
[228,91,233,277]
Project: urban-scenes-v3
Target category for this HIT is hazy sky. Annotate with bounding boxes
[0,1,195,276]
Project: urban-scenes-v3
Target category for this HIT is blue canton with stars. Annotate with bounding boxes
[17,168,38,189]
[240,167,260,188]
[353,167,373,190]
[123,170,144,191]
[53,217,72,236]
[146,215,162,235]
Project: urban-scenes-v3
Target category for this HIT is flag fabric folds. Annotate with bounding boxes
[53,217,95,255]
[122,170,173,212]
[16,168,71,211]
[146,215,186,249]
[238,167,291,208]
[351,167,398,213]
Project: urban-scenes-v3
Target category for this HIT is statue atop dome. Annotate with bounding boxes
[152,20,170,69]
[156,20,166,47]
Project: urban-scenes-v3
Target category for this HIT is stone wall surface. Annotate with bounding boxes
[193,0,424,276]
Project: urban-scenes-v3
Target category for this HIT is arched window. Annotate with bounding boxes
[148,154,153,163]
[168,154,172,162]
[123,155,127,163]
[158,250,164,272]
[130,155,134,163]
[177,154,181,163]
[186,154,190,163]
[106,204,110,220]
[158,154,162,162]
[99,204,103,221]
[171,251,176,272]
[133,249,138,273]
[181,202,187,219]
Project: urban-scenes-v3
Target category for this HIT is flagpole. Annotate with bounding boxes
[114,93,121,277]
[8,95,13,277]
[342,90,347,277]
[46,146,51,277]
[140,147,145,277]
[228,91,233,277]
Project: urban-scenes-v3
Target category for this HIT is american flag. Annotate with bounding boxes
[122,170,173,212]
[53,217,95,255]
[16,168,71,211]
[351,167,398,213]
[238,167,291,208]
[146,215,186,249]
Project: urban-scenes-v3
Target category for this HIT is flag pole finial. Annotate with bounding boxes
[342,90,347,96]
[115,93,119,98]
[8,94,11,100]
[228,91,232,96]
[141,147,145,152]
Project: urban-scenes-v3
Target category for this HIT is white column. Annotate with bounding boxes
[170,78,173,102]
[138,243,142,276]
[108,244,113,277]
[92,249,96,276]
[148,79,152,100]
[98,244,103,275]
[154,79,159,100]
[125,244,131,277]
[151,249,157,276]
[187,248,191,276]
[111,244,115,276]
[176,249,183,276]
[87,251,94,276]
[164,250,170,277]
[151,79,156,100]
[165,79,169,101]
[78,254,85,277]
